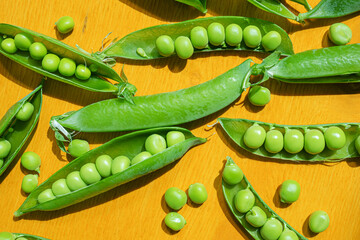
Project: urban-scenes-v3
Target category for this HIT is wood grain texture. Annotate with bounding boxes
[0,0,359,239]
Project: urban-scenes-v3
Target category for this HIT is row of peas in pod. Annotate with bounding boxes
[36,131,186,203]
[244,124,348,155]
[0,33,92,80]
[155,22,282,59]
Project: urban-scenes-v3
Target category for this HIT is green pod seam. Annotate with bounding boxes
[222,157,307,240]
[0,84,42,176]
[12,233,50,240]
[218,118,360,162]
[94,16,294,60]
[0,24,136,98]
[246,0,298,21]
[14,127,206,216]
[175,0,207,13]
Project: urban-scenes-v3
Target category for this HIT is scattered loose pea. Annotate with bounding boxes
[67,139,90,158]
[262,31,282,51]
[16,102,34,121]
[29,42,47,60]
[131,151,152,165]
[222,162,243,185]
[155,35,175,57]
[243,25,262,48]
[304,129,325,155]
[0,139,11,158]
[1,38,17,54]
[51,178,71,196]
[95,155,112,178]
[329,23,352,45]
[190,26,208,49]
[164,187,187,210]
[309,210,330,233]
[42,53,60,72]
[324,126,346,151]
[188,183,208,204]
[164,212,186,231]
[355,136,360,155]
[245,206,267,228]
[207,22,225,46]
[284,129,304,154]
[66,171,87,191]
[260,218,283,240]
[145,134,167,155]
[21,174,38,193]
[225,23,242,47]
[14,32,34,51]
[234,189,255,213]
[247,86,271,107]
[37,188,56,204]
[56,16,75,34]
[75,64,91,80]
[58,58,76,77]
[0,232,15,240]
[79,163,102,184]
[279,180,300,203]
[111,155,131,174]
[21,151,41,173]
[243,124,266,149]
[175,36,194,59]
[278,229,299,240]
[265,130,284,153]
[166,131,185,147]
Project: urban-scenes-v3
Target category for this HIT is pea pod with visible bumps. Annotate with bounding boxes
[0,84,42,177]
[218,118,360,162]
[0,24,136,100]
[0,232,50,240]
[93,16,294,60]
[175,0,207,13]
[222,157,307,240]
[14,127,206,216]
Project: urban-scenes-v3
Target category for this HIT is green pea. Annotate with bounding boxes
[29,42,47,60]
[304,129,325,154]
[243,124,266,149]
[0,159,3,168]
[207,22,225,46]
[21,174,38,193]
[80,163,102,184]
[164,212,186,231]
[164,187,187,210]
[284,129,304,154]
[16,102,34,121]
[265,130,283,153]
[21,151,41,173]
[243,25,262,48]
[75,64,91,80]
[309,210,330,233]
[67,139,90,158]
[262,31,282,52]
[14,33,34,51]
[190,26,208,49]
[225,23,242,47]
[0,232,15,240]
[174,36,194,59]
[188,183,207,204]
[52,178,71,196]
[42,53,60,72]
[329,23,352,45]
[58,58,76,77]
[234,189,255,213]
[136,47,148,58]
[155,35,174,57]
[245,206,267,228]
[222,162,243,185]
[131,151,152,165]
[0,139,11,158]
[355,136,360,155]
[166,131,185,147]
[66,171,87,191]
[111,155,131,174]
[247,86,271,106]
[279,179,300,203]
[324,126,346,151]
[37,189,55,204]
[1,38,17,53]
[260,218,283,240]
[145,134,167,155]
[56,16,75,34]
[278,229,299,240]
[89,64,98,73]
[95,155,112,178]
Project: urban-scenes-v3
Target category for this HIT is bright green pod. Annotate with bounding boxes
[222,157,306,240]
[0,232,49,240]
[175,0,207,13]
[14,127,205,216]
[218,118,360,162]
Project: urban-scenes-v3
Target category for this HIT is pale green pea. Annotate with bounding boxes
[155,35,174,57]
[329,23,352,45]
[309,210,330,233]
[66,171,87,191]
[89,64,98,73]
[243,25,262,48]
[58,58,76,77]
[234,189,255,213]
[111,155,131,174]
[68,139,90,158]
[260,218,283,240]
[29,42,47,60]
[175,36,194,59]
[42,53,60,72]
[279,179,300,203]
[265,130,284,153]
[278,229,299,240]
[21,174,38,193]
[21,151,41,173]
[207,22,225,46]
[131,151,152,165]
[247,85,271,106]
[225,24,242,47]
[56,16,75,34]
[37,188,55,204]
[222,163,243,185]
[0,232,15,240]
[52,178,71,196]
[164,187,187,210]
[243,124,266,149]
[16,102,34,121]
[262,31,282,51]
[324,126,346,151]
[190,26,208,49]
[75,64,91,80]
[304,129,325,154]
[0,139,11,158]
[355,136,360,155]
[80,163,102,184]
[245,206,267,228]
[145,134,167,155]
[136,47,148,58]
[164,212,186,231]
[1,38,17,53]
[14,33,34,51]
[166,131,185,147]
[188,183,207,204]
[284,129,304,154]
[95,155,112,177]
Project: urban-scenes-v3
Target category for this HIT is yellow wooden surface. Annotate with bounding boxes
[0,0,359,239]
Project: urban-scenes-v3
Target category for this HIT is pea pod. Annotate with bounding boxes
[0,84,42,176]
[218,118,360,162]
[93,16,294,60]
[14,127,206,216]
[222,156,307,240]
[246,0,299,21]
[1,232,50,240]
[175,0,207,13]
[0,24,136,100]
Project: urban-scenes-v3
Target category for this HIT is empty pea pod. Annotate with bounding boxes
[222,157,307,240]
[0,84,42,177]
[0,232,50,240]
[175,0,207,13]
[14,127,205,216]
[218,118,360,162]
[92,16,294,61]
[0,24,136,100]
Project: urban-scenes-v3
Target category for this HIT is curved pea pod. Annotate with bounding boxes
[12,233,50,240]
[222,157,307,240]
[218,118,360,162]
[93,16,294,60]
[246,0,299,21]
[0,84,42,176]
[176,0,207,13]
[14,127,206,216]
[0,24,136,99]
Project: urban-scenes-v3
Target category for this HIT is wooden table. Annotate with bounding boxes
[0,0,359,239]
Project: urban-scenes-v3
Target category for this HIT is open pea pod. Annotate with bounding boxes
[0,24,136,99]
[176,0,207,13]
[222,157,307,240]
[0,84,42,176]
[14,127,206,216]
[218,118,360,162]
[8,232,50,240]
[93,16,294,60]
